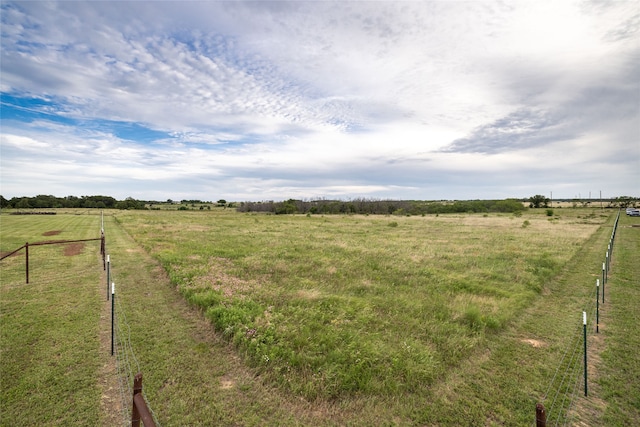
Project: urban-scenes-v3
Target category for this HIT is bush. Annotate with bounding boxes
[546,209,554,217]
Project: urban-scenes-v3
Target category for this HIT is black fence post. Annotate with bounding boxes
[583,311,588,396]
[596,280,600,333]
[602,263,606,303]
[101,232,106,270]
[106,255,110,301]
[111,282,115,356]
[25,242,29,284]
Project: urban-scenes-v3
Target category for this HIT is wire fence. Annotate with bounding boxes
[536,210,621,426]
[105,240,161,426]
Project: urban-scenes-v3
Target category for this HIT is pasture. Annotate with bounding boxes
[1,207,637,425]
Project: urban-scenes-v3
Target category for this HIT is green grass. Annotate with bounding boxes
[2,208,637,426]
[0,213,104,425]
[599,214,640,425]
[113,209,610,412]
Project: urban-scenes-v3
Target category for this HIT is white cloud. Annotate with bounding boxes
[1,0,638,200]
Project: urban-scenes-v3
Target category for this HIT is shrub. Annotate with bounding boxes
[546,209,554,217]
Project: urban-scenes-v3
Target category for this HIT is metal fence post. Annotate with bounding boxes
[132,372,157,427]
[107,255,110,301]
[132,373,143,427]
[596,280,599,333]
[536,403,546,427]
[583,311,588,397]
[101,232,106,270]
[25,242,29,284]
[602,263,606,303]
[111,282,115,356]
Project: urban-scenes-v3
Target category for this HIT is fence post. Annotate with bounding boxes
[583,311,588,397]
[131,372,157,427]
[111,282,115,356]
[101,232,106,270]
[132,373,143,427]
[106,255,110,301]
[25,242,29,284]
[602,263,606,303]
[536,403,546,427]
[596,280,599,333]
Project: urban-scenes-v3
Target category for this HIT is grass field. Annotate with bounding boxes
[0,213,104,425]
[1,207,638,425]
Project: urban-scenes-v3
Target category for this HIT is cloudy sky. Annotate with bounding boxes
[1,1,638,202]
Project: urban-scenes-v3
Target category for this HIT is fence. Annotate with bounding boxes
[104,235,160,426]
[535,210,621,426]
[0,217,159,426]
[0,235,106,283]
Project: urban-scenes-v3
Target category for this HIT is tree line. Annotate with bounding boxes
[0,195,147,210]
[237,198,528,215]
[2,194,635,213]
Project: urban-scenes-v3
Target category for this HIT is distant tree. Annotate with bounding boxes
[16,198,32,209]
[276,199,298,214]
[65,195,81,208]
[0,195,9,208]
[611,196,636,208]
[217,199,227,207]
[116,197,146,210]
[529,195,550,208]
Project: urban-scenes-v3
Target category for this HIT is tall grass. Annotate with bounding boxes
[115,209,604,400]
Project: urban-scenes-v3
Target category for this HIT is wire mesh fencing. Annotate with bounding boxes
[536,210,620,426]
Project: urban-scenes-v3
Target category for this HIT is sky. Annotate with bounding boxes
[1,0,638,202]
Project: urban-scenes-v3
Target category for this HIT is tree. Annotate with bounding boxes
[16,198,32,209]
[611,196,637,208]
[529,195,550,208]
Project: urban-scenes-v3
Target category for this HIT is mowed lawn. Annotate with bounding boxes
[2,208,637,426]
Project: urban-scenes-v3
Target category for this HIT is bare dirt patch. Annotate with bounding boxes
[42,230,62,236]
[219,375,236,390]
[521,338,548,348]
[63,242,85,256]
